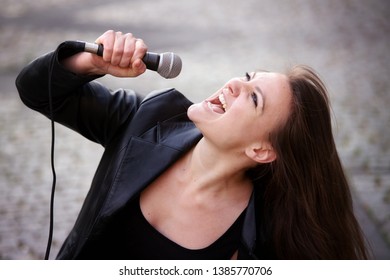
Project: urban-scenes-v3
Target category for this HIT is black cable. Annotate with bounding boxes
[44,54,57,260]
[43,42,84,259]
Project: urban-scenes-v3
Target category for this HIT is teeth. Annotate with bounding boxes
[207,101,213,110]
[219,93,227,111]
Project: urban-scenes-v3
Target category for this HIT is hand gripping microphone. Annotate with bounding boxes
[79,41,182,79]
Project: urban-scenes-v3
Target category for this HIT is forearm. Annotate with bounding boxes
[61,51,102,76]
[16,41,99,115]
[15,31,147,145]
[16,29,148,112]
[15,42,102,117]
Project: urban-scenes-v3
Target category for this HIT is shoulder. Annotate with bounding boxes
[141,88,193,108]
[142,88,176,102]
[124,88,194,136]
[138,88,194,116]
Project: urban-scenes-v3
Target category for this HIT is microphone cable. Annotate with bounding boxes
[44,53,57,260]
[41,40,182,259]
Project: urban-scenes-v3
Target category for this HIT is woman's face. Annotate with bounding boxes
[188,71,292,154]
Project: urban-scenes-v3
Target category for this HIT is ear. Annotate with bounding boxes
[245,143,277,164]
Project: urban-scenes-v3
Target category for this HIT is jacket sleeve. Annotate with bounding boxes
[15,41,143,147]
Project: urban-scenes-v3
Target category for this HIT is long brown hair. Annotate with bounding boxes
[260,65,369,259]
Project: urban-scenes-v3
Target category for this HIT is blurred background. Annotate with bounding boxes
[0,0,389,259]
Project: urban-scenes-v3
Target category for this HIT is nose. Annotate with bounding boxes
[228,78,251,97]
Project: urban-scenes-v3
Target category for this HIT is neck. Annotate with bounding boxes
[180,138,253,194]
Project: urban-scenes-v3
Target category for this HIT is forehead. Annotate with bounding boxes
[253,72,291,103]
[254,71,288,86]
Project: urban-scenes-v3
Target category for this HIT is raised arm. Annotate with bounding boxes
[15,31,148,146]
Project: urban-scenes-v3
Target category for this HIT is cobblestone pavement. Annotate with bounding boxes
[1,0,389,259]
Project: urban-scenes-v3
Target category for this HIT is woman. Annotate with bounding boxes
[16,30,369,259]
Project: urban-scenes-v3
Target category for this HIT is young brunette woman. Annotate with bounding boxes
[16,30,369,259]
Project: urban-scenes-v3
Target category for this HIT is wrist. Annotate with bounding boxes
[61,52,101,76]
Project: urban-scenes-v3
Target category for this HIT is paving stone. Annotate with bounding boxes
[1,0,389,259]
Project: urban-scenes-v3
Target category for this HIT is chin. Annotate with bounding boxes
[187,102,204,122]
[187,104,197,120]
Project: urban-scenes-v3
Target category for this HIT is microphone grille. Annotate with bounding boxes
[157,52,182,79]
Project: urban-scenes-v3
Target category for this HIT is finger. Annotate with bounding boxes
[131,38,148,65]
[131,58,147,76]
[111,31,128,66]
[94,29,113,46]
[119,33,136,68]
[95,30,117,63]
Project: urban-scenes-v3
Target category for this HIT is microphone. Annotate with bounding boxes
[80,41,182,79]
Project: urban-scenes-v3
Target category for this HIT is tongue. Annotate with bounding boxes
[210,103,225,114]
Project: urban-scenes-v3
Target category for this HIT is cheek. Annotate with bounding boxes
[221,112,261,143]
[230,113,271,143]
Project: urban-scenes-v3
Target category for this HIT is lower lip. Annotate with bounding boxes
[204,100,226,115]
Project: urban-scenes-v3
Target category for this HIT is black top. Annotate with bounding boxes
[78,196,246,260]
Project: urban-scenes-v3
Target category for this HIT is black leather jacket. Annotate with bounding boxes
[16,42,273,259]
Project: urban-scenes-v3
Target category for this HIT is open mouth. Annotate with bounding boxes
[206,93,227,114]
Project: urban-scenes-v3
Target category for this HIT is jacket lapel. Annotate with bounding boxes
[100,121,202,218]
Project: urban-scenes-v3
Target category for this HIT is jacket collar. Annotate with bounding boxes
[100,120,202,218]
